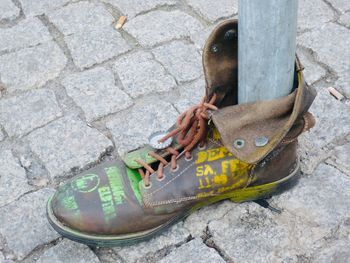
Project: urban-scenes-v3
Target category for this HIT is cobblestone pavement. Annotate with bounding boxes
[0,0,349,262]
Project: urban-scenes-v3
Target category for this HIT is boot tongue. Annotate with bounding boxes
[203,19,238,108]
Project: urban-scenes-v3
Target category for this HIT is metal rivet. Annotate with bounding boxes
[211,44,219,53]
[255,136,269,147]
[233,139,245,149]
[224,29,237,40]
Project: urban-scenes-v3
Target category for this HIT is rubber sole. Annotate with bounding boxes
[47,163,300,247]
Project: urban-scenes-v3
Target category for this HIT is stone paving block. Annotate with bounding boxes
[104,0,176,18]
[0,18,52,53]
[106,99,178,155]
[152,41,202,83]
[0,149,33,207]
[65,26,131,69]
[19,0,70,17]
[114,51,176,98]
[297,48,326,84]
[159,238,225,263]
[62,67,132,122]
[186,0,238,22]
[298,23,350,77]
[328,0,350,13]
[124,10,203,47]
[37,239,99,263]
[174,78,205,113]
[298,0,335,32]
[208,164,350,262]
[0,0,20,21]
[299,88,350,174]
[27,116,113,179]
[313,240,350,263]
[302,88,350,151]
[0,41,67,93]
[339,12,350,27]
[184,200,233,238]
[0,129,4,141]
[327,142,350,176]
[47,2,114,35]
[114,222,190,263]
[0,89,63,137]
[275,163,350,227]
[190,25,215,50]
[0,188,59,260]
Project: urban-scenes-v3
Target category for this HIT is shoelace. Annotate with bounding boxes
[136,94,218,187]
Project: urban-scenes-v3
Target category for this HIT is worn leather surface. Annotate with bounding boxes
[204,19,317,164]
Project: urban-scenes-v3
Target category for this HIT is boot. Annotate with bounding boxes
[47,19,316,247]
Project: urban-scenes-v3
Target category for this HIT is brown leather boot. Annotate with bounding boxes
[47,19,316,247]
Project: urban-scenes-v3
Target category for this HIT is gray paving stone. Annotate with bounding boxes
[298,0,335,32]
[186,0,238,22]
[106,99,178,155]
[0,41,67,93]
[124,10,203,47]
[208,164,350,262]
[158,238,225,263]
[0,18,52,53]
[298,23,350,77]
[27,116,113,179]
[174,78,205,113]
[47,2,114,35]
[65,26,131,69]
[299,88,350,174]
[152,41,202,83]
[301,87,350,155]
[297,48,326,84]
[190,25,215,50]
[0,149,33,207]
[62,67,132,122]
[339,11,350,27]
[327,142,350,176]
[104,0,176,18]
[19,0,70,17]
[313,240,350,263]
[37,239,99,263]
[328,0,350,13]
[114,222,190,263]
[0,89,63,137]
[0,129,4,141]
[184,200,233,238]
[0,188,59,260]
[0,0,20,21]
[275,163,350,227]
[114,51,176,98]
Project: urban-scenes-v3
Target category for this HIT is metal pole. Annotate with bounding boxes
[238,0,298,103]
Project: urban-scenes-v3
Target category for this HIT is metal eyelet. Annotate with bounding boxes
[143,182,152,189]
[185,155,193,161]
[198,144,206,150]
[156,175,166,182]
[171,165,179,172]
[233,139,245,149]
[211,44,219,53]
[224,29,237,40]
[255,136,269,147]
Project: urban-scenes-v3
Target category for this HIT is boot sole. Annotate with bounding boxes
[47,162,300,247]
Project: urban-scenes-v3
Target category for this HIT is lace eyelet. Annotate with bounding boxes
[171,165,179,172]
[157,175,166,182]
[198,144,206,150]
[185,155,193,161]
[143,182,152,189]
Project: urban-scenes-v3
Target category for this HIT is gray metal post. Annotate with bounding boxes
[238,0,298,103]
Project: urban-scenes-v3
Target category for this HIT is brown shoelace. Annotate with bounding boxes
[136,94,218,186]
